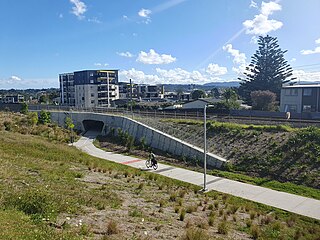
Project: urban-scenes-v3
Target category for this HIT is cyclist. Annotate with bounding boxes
[149,151,157,167]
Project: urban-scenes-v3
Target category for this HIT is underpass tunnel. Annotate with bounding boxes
[82,120,104,133]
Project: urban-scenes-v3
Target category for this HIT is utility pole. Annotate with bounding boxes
[107,71,110,108]
[130,79,133,112]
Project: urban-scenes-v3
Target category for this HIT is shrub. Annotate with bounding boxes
[180,209,186,221]
[129,208,142,218]
[217,221,228,234]
[186,204,197,213]
[208,216,215,226]
[181,227,209,240]
[38,110,51,125]
[3,121,12,131]
[169,192,177,202]
[250,224,261,239]
[107,220,119,235]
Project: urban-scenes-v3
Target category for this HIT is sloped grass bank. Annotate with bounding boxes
[1,131,319,239]
[157,119,320,190]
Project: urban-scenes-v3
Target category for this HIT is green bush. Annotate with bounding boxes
[181,227,209,240]
[217,221,228,234]
[38,110,51,125]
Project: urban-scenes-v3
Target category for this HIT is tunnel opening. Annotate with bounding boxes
[82,120,104,133]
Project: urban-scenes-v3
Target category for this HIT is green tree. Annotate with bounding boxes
[20,103,28,115]
[65,116,75,143]
[211,88,220,99]
[27,112,38,126]
[222,88,238,103]
[191,89,206,100]
[212,88,240,111]
[38,110,51,124]
[239,35,295,104]
[39,95,48,104]
[251,90,277,111]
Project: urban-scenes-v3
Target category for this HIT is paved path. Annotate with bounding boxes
[74,131,320,220]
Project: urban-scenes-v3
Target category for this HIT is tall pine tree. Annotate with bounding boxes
[239,35,295,104]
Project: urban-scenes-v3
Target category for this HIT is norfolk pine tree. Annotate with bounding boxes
[239,35,296,104]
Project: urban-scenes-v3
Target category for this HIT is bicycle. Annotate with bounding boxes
[145,158,158,170]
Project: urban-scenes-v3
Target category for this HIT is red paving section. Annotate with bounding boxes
[121,159,143,165]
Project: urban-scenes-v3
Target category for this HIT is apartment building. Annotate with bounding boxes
[280,84,320,113]
[0,94,24,103]
[59,73,75,106]
[137,84,164,100]
[60,70,119,108]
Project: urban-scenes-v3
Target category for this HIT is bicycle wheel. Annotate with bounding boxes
[152,163,158,170]
[145,160,151,168]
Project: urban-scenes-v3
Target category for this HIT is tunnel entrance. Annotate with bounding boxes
[82,120,104,133]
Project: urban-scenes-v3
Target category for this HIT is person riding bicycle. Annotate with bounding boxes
[149,151,157,166]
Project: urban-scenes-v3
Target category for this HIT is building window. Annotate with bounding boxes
[91,93,94,97]
[303,88,312,96]
[284,89,298,96]
[303,105,312,112]
[91,100,95,104]
[284,104,297,112]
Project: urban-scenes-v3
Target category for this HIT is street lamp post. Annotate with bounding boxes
[203,104,208,191]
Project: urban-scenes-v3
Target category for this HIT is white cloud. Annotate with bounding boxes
[88,17,101,24]
[206,63,227,76]
[223,44,246,65]
[243,1,283,35]
[250,0,258,8]
[292,70,320,82]
[301,37,320,55]
[123,15,129,20]
[120,68,160,84]
[223,44,247,75]
[137,49,176,64]
[138,8,152,18]
[119,66,232,85]
[94,63,109,67]
[10,75,22,81]
[290,58,296,62]
[117,51,134,58]
[70,0,87,19]
[300,48,320,55]
[138,8,152,24]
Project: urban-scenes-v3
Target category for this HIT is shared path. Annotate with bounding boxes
[74,131,320,221]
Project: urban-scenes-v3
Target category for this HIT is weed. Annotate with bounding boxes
[107,220,120,235]
[208,216,215,226]
[217,221,228,235]
[181,227,209,240]
[180,209,186,221]
[159,199,166,208]
[250,224,261,239]
[137,183,144,190]
[186,204,197,213]
[169,192,177,202]
[174,206,180,213]
[129,208,143,218]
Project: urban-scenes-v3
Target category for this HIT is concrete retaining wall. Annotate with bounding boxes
[49,111,226,168]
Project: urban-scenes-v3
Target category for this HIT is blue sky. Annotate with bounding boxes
[0,0,319,89]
